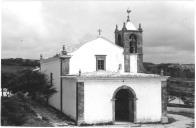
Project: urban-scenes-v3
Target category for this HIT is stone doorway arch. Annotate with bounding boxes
[112,85,137,123]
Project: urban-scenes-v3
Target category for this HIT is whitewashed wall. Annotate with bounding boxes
[62,78,77,120]
[40,58,61,110]
[69,38,124,74]
[83,78,162,124]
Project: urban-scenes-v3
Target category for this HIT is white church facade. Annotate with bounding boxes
[40,10,169,125]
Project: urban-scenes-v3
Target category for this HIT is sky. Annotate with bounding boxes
[2,0,195,64]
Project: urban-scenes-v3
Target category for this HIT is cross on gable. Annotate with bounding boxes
[98,29,102,36]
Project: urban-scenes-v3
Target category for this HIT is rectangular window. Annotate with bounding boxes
[96,55,106,71]
[98,60,104,70]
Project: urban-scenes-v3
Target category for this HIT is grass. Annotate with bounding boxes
[168,111,194,119]
[168,106,194,119]
[79,121,113,126]
[167,78,194,96]
[169,112,194,119]
[167,77,194,106]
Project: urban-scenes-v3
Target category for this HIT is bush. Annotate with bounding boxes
[7,70,57,102]
[1,96,29,125]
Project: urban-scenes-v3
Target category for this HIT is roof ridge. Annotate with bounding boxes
[99,36,124,50]
[70,36,123,54]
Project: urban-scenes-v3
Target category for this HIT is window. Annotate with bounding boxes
[95,55,106,71]
[98,60,104,70]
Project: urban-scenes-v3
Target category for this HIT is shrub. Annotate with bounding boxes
[7,70,57,103]
[1,96,28,125]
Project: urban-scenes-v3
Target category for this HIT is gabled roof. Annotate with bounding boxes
[70,36,123,55]
[41,36,122,61]
[96,36,123,49]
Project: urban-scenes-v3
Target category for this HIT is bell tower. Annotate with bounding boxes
[115,9,145,73]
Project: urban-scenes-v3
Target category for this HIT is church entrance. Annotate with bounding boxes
[114,87,135,122]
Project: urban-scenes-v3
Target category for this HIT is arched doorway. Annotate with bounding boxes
[112,86,136,122]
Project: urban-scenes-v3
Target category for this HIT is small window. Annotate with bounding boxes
[98,60,104,70]
[95,55,106,71]
[50,73,53,85]
[118,64,122,70]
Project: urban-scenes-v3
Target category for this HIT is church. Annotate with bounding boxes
[40,10,169,125]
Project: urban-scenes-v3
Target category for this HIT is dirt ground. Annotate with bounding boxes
[105,113,194,128]
[26,103,194,128]
[23,101,74,127]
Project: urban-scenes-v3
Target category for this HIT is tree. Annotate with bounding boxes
[8,70,57,102]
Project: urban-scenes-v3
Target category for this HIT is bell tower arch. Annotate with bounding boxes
[129,34,137,53]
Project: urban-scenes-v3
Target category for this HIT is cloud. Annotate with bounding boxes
[144,46,194,64]
[1,1,194,64]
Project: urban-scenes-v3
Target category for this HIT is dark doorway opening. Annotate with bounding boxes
[115,89,135,122]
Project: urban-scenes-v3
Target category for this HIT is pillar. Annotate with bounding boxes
[124,54,130,72]
[60,55,71,112]
[76,82,84,125]
[111,98,116,122]
[161,81,168,123]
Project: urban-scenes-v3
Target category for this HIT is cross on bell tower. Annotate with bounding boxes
[127,9,131,22]
[98,29,102,36]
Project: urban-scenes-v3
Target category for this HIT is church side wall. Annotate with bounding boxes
[62,78,77,120]
[83,78,162,124]
[40,59,61,110]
